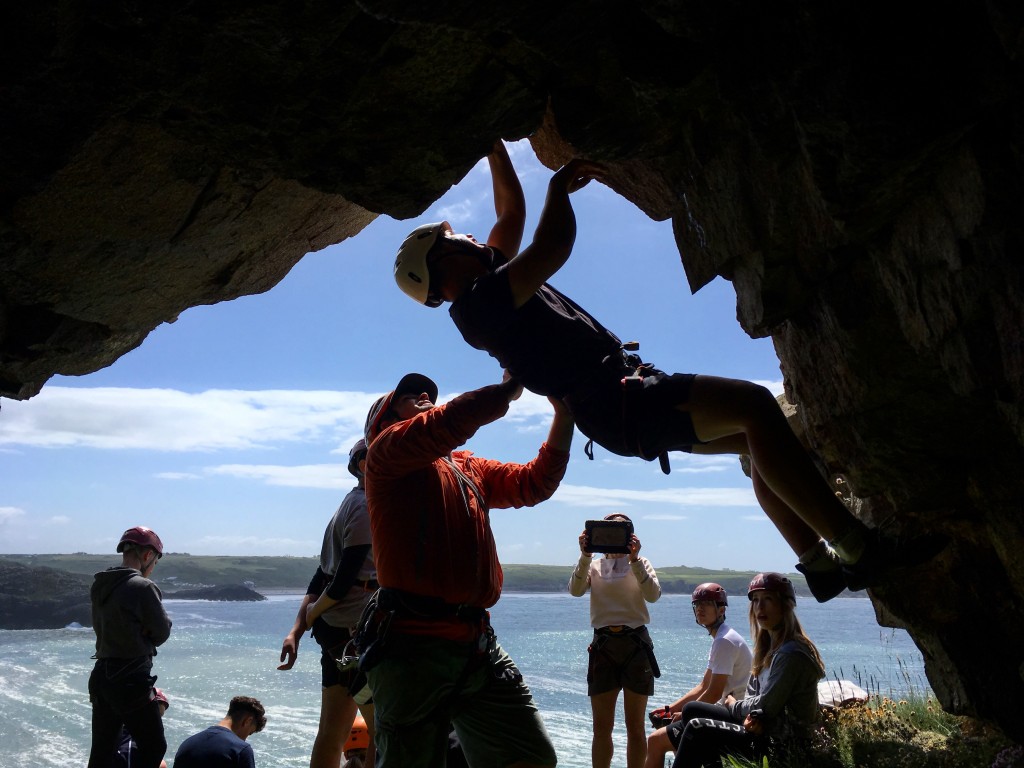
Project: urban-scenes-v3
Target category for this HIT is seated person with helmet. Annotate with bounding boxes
[341,714,370,768]
[669,573,824,768]
[644,583,752,768]
[391,140,944,604]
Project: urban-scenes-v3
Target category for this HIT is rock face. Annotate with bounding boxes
[0,562,92,629]
[164,584,266,601]
[2,0,1022,741]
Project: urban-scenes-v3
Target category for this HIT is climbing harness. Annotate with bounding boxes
[582,342,673,474]
[590,625,661,678]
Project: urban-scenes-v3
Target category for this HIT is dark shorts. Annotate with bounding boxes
[312,618,355,689]
[564,364,702,460]
[587,627,657,696]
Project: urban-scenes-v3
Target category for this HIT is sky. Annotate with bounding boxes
[0,140,799,572]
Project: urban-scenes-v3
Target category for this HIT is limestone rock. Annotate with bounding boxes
[164,584,267,601]
[2,0,1023,742]
[0,562,92,629]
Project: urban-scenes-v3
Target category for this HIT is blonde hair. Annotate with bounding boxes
[748,596,825,678]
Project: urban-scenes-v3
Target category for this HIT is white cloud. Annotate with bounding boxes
[551,484,757,508]
[755,379,785,397]
[642,514,688,521]
[156,472,202,480]
[436,198,479,225]
[0,387,381,452]
[0,506,26,523]
[48,516,71,525]
[205,463,348,490]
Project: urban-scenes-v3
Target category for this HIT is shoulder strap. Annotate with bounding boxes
[442,455,489,515]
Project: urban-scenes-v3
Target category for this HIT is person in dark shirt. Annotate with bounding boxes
[392,141,944,602]
[279,439,376,768]
[173,696,266,768]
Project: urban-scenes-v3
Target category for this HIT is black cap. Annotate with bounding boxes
[393,373,438,403]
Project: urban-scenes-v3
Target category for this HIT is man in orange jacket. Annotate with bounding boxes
[361,371,573,768]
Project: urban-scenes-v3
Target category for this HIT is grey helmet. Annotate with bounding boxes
[394,222,447,307]
[347,439,368,478]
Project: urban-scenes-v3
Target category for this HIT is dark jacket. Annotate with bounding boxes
[91,567,172,659]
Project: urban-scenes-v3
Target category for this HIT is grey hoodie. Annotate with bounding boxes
[729,639,823,737]
[91,566,172,659]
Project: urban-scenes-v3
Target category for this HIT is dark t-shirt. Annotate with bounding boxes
[173,726,255,768]
[449,250,623,398]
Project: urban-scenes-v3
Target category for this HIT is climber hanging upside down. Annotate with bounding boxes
[391,140,944,602]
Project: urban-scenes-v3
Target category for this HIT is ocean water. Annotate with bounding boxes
[0,593,928,768]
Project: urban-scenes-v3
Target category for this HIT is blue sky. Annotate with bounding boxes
[0,140,798,572]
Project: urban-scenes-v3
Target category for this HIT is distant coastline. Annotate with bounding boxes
[0,553,863,601]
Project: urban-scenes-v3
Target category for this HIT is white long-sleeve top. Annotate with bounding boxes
[568,553,661,628]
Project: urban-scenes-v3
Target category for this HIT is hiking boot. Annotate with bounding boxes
[842,528,948,592]
[795,562,847,602]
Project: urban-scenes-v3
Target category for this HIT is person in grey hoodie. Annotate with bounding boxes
[87,526,172,768]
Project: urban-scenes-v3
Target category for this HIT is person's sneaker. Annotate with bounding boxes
[842,528,948,592]
[795,562,848,602]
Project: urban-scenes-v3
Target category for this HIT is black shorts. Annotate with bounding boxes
[565,364,701,460]
[311,618,354,689]
[587,627,657,696]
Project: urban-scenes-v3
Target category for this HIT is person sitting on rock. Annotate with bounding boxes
[644,583,752,768]
[392,140,944,602]
[670,574,823,768]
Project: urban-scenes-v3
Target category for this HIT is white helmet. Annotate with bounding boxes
[394,222,446,307]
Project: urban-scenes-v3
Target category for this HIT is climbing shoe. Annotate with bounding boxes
[795,562,848,602]
[842,528,948,592]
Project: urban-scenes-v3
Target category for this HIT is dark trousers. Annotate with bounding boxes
[671,702,765,768]
[87,659,167,768]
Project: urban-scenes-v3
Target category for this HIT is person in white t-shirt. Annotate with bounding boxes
[643,583,752,768]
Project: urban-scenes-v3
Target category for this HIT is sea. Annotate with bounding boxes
[0,592,929,768]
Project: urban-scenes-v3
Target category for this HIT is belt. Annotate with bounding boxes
[596,624,644,635]
[378,587,489,622]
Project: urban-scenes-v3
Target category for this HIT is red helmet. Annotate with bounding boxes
[692,582,728,606]
[747,572,795,602]
[117,526,164,558]
[345,714,370,752]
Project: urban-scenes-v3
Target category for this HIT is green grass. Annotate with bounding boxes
[704,694,1017,768]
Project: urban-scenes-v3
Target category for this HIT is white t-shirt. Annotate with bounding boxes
[707,622,753,702]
